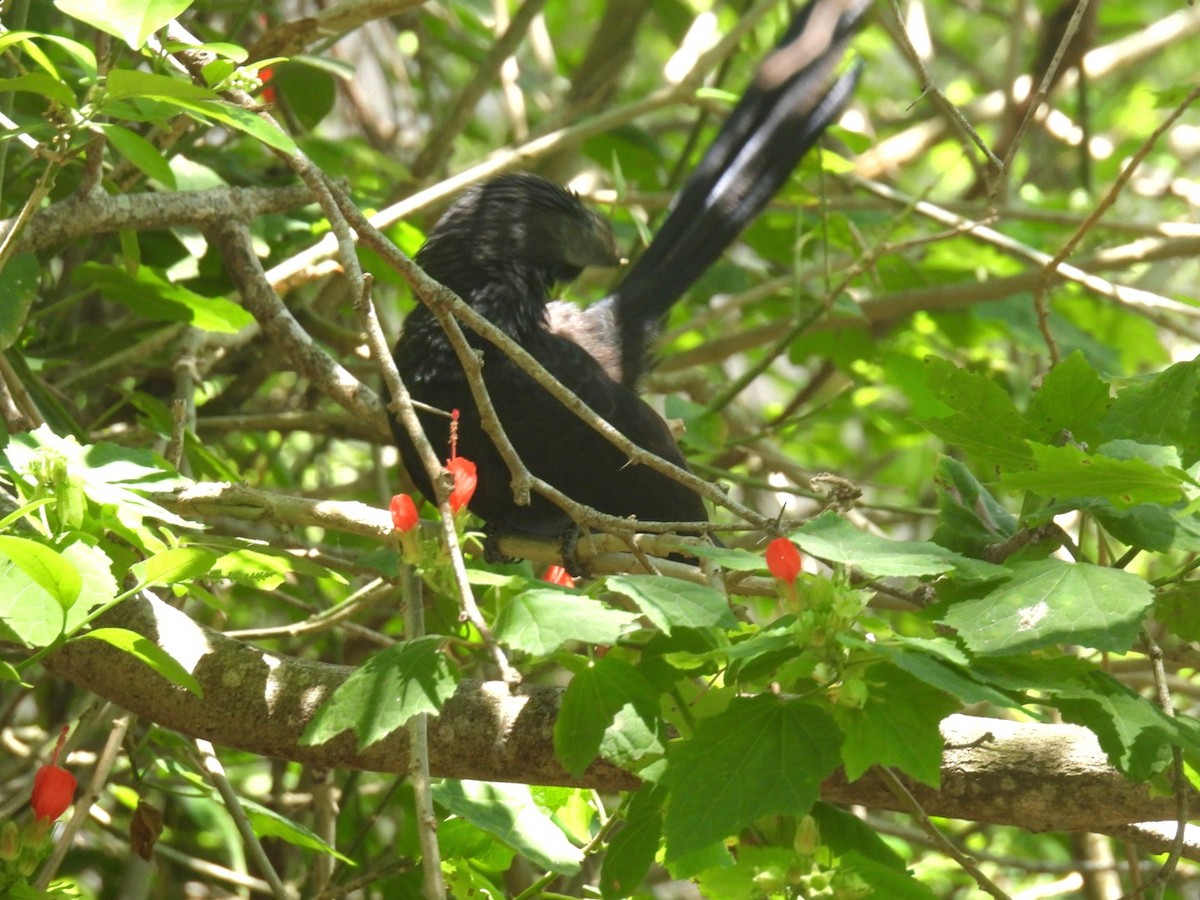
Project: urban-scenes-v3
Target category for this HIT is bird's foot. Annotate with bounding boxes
[482,527,519,565]
[558,526,587,577]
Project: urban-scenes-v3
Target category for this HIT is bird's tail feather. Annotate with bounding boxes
[609,0,868,383]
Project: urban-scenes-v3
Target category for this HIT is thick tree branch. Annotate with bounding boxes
[4,184,315,255]
[40,590,1198,850]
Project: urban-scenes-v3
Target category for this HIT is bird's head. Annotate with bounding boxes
[417,173,620,289]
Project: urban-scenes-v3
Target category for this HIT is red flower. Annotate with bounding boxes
[445,456,477,513]
[259,65,276,103]
[765,537,802,585]
[390,493,419,532]
[31,726,76,822]
[542,564,575,587]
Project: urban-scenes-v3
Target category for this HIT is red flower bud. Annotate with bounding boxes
[765,537,802,585]
[31,764,76,822]
[542,564,575,587]
[389,493,419,532]
[445,456,477,513]
[31,726,76,822]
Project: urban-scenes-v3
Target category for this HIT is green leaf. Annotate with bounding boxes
[914,357,1033,469]
[601,697,665,769]
[57,1,193,50]
[834,664,957,786]
[301,636,458,750]
[1091,500,1200,553]
[0,253,39,351]
[0,541,114,646]
[0,535,81,610]
[842,851,940,899]
[941,559,1153,655]
[604,574,736,634]
[878,639,1019,708]
[931,456,1018,557]
[555,657,657,777]
[131,546,219,587]
[240,799,354,863]
[1,427,193,553]
[601,784,663,899]
[170,97,298,153]
[1026,350,1112,442]
[73,263,255,333]
[0,31,97,74]
[813,803,907,870]
[75,627,202,695]
[1002,441,1183,507]
[432,780,583,875]
[663,696,842,860]
[1096,357,1200,466]
[975,656,1196,780]
[795,511,1008,580]
[0,72,77,107]
[104,68,217,102]
[1153,583,1200,642]
[493,589,640,656]
[99,123,177,187]
[686,543,771,572]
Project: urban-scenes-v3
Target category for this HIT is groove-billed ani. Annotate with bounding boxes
[391,0,867,537]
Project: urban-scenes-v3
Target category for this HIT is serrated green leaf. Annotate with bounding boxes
[1097,357,1200,467]
[301,636,457,750]
[879,639,1020,708]
[795,510,1008,580]
[975,656,1197,780]
[663,696,842,860]
[605,574,736,634]
[493,589,639,656]
[75,627,201,695]
[555,657,657,777]
[834,664,957,786]
[1026,350,1111,442]
[1154,584,1200,641]
[941,559,1153,655]
[601,697,665,768]
[915,357,1033,469]
[433,780,583,875]
[601,784,663,899]
[1002,441,1182,507]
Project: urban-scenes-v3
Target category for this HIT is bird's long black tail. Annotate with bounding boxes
[605,0,869,385]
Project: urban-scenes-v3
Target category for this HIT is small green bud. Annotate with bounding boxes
[833,870,872,899]
[794,814,821,856]
[836,678,870,709]
[0,820,20,860]
[752,868,786,892]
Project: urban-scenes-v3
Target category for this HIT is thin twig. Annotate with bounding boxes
[874,765,1014,900]
[192,739,293,900]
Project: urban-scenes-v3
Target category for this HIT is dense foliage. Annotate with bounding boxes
[2,0,1199,897]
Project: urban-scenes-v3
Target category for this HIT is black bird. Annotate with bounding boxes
[391,0,867,538]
